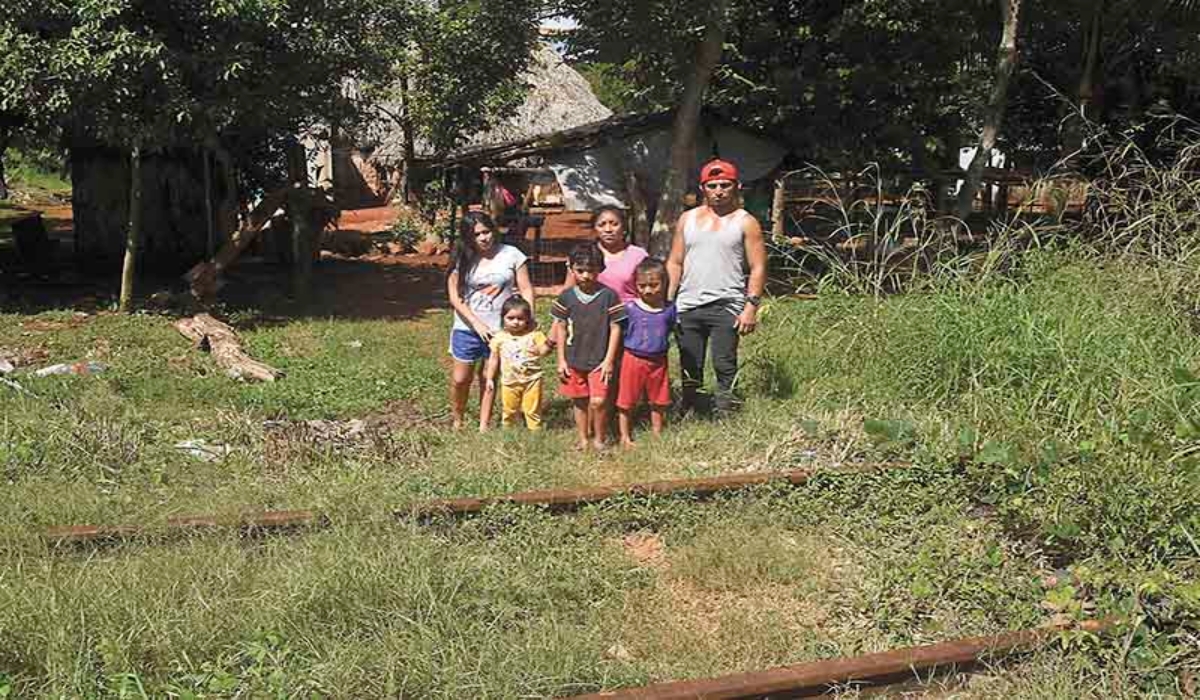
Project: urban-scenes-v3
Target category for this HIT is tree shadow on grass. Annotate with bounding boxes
[215,256,452,323]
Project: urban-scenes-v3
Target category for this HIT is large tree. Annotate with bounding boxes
[565,0,1199,222]
[561,0,1001,239]
[648,0,729,256]
[2,0,541,275]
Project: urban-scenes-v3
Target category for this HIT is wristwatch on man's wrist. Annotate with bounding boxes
[745,294,762,307]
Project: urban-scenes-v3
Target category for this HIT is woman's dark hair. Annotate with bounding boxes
[634,257,667,280]
[568,242,606,271]
[500,296,533,324]
[448,210,498,296]
[589,205,627,231]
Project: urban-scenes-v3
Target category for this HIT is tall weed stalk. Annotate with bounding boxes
[768,164,1033,297]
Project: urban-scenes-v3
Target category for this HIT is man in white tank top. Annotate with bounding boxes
[666,159,768,415]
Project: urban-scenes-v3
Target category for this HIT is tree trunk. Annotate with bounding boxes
[1063,1,1103,159]
[399,74,416,204]
[625,168,651,249]
[118,146,143,313]
[648,0,730,257]
[0,130,11,201]
[954,0,1023,221]
[289,190,314,302]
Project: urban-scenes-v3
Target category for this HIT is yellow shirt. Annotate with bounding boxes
[489,330,548,386]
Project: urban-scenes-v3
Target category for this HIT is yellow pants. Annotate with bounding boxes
[500,378,543,430]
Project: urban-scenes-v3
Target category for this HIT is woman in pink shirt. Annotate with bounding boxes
[561,206,648,302]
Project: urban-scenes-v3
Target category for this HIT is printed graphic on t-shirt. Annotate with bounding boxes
[491,330,547,385]
[453,245,527,332]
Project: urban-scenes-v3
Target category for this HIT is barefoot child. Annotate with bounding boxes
[552,244,627,450]
[617,258,677,447]
[481,298,552,431]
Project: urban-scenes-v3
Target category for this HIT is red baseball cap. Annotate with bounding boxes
[699,159,739,184]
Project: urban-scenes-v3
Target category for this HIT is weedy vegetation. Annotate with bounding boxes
[3,132,1200,697]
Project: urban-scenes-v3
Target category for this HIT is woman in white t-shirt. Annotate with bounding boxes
[446,211,534,429]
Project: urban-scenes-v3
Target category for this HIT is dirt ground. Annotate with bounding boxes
[1,202,593,317]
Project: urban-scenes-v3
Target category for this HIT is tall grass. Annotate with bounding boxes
[1,471,1056,698]
[768,164,1036,298]
[1078,120,1200,264]
[751,131,1200,689]
[3,131,1199,695]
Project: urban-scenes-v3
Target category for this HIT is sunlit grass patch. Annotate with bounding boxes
[1,468,1056,698]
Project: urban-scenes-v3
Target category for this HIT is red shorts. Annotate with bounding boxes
[560,366,610,400]
[616,353,670,410]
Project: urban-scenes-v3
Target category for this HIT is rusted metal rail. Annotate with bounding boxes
[571,620,1113,699]
[44,468,826,545]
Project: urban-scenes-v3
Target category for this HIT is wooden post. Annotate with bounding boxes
[447,167,463,242]
[288,188,312,303]
[286,140,312,303]
[399,73,416,204]
[118,146,142,313]
[771,176,787,239]
[203,147,215,259]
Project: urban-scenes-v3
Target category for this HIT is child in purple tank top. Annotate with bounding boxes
[617,258,677,447]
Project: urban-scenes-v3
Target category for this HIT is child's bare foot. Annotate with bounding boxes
[592,439,609,452]
[621,437,636,450]
[573,440,590,452]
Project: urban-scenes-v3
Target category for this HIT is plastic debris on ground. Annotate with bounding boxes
[174,439,234,463]
[33,361,109,377]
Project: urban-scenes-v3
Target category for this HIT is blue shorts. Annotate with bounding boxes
[449,328,491,363]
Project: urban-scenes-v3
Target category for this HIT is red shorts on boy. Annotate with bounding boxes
[560,366,609,399]
[617,353,670,409]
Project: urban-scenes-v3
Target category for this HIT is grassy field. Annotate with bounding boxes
[2,248,1198,696]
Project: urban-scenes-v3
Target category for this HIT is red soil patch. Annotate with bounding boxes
[332,206,398,234]
[319,207,597,303]
[622,532,668,568]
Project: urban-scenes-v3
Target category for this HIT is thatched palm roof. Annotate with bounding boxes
[369,43,611,167]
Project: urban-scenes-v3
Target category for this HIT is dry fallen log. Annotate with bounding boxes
[183,187,289,299]
[174,313,284,382]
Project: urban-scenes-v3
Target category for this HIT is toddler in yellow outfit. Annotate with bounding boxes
[483,297,552,430]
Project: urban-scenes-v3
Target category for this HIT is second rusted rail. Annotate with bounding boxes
[573,620,1113,699]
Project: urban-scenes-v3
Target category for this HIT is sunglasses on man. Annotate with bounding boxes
[704,181,735,191]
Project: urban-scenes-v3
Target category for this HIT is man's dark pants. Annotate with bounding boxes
[678,300,740,413]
